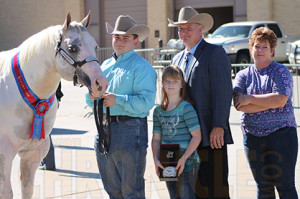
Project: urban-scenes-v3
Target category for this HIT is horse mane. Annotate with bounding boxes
[0,22,89,77]
[0,25,61,76]
[19,25,61,64]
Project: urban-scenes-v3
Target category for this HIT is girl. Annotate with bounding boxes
[152,65,202,199]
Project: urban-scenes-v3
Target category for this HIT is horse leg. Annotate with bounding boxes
[0,138,16,199]
[19,138,50,199]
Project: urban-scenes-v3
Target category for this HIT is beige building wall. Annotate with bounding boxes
[1,0,299,51]
[147,0,174,48]
[0,0,84,51]
[104,0,148,48]
[146,0,247,48]
[247,0,300,35]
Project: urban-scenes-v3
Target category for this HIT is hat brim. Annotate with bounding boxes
[168,13,214,32]
[106,22,150,42]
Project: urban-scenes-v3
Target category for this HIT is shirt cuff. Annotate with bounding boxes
[85,93,94,108]
[115,94,127,106]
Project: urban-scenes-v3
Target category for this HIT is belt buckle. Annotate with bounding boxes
[116,116,120,122]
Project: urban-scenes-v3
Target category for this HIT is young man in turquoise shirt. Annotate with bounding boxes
[86,15,157,199]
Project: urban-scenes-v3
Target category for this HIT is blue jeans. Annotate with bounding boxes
[166,167,198,199]
[95,118,148,199]
[243,127,298,199]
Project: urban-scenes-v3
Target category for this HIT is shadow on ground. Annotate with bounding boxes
[51,128,88,135]
[54,169,101,179]
[55,145,94,151]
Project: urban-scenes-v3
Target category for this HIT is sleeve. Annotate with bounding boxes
[233,69,247,94]
[209,46,233,128]
[272,64,293,98]
[152,107,162,135]
[85,92,100,108]
[115,61,157,115]
[183,103,200,133]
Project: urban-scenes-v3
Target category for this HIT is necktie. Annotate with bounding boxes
[184,52,191,73]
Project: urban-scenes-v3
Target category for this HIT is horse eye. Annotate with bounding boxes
[68,45,78,53]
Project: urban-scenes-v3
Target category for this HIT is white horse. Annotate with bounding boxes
[0,12,107,199]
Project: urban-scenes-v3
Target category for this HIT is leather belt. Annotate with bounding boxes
[110,115,145,123]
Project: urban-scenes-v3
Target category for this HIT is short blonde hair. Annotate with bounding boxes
[249,27,277,57]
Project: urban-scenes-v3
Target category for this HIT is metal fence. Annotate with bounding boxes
[97,47,178,66]
[97,47,300,108]
[289,64,300,108]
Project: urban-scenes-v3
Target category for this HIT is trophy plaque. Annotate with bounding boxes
[159,144,180,181]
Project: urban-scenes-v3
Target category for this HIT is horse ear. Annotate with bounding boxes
[62,12,71,31]
[81,10,91,28]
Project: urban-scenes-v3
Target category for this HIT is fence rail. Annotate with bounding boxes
[97,47,300,108]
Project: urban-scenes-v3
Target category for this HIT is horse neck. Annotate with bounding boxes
[18,27,61,99]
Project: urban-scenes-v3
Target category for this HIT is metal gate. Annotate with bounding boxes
[97,47,300,108]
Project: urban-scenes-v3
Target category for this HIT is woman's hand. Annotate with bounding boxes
[234,92,251,110]
[234,92,288,113]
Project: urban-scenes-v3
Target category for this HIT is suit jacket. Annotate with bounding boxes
[171,39,233,147]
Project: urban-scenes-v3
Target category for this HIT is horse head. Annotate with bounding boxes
[55,11,107,98]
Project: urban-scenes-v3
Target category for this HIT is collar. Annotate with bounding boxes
[112,52,118,60]
[185,39,202,55]
[113,49,135,62]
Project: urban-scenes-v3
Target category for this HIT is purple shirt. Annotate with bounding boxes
[234,62,297,136]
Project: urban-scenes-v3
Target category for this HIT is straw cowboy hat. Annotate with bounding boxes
[168,6,214,32]
[106,15,150,41]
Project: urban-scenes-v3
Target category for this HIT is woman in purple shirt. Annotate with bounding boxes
[234,27,298,199]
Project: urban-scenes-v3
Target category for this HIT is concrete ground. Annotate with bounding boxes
[11,79,300,199]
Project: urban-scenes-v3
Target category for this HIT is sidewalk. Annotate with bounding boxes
[11,79,300,199]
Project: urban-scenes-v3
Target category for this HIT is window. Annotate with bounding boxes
[253,24,264,30]
[211,25,252,38]
[267,24,283,38]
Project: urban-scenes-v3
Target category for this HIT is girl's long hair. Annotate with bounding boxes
[161,65,188,110]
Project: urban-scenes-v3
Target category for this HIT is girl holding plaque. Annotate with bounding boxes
[152,65,202,199]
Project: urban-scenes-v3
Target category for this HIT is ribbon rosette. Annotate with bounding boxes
[35,100,50,116]
[29,100,51,140]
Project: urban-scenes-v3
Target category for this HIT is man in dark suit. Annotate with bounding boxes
[169,6,233,199]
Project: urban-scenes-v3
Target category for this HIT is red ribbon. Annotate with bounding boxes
[12,53,56,140]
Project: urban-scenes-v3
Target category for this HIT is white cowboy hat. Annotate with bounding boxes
[106,15,150,41]
[168,6,214,32]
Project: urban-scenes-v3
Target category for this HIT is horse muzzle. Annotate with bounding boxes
[74,67,107,97]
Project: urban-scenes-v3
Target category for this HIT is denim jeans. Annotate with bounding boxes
[166,167,198,199]
[243,127,298,199]
[95,118,148,199]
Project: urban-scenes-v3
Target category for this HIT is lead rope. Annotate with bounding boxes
[94,98,111,155]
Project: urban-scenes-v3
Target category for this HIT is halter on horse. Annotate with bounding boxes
[0,12,107,199]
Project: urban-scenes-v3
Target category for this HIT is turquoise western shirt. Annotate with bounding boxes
[86,50,157,117]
